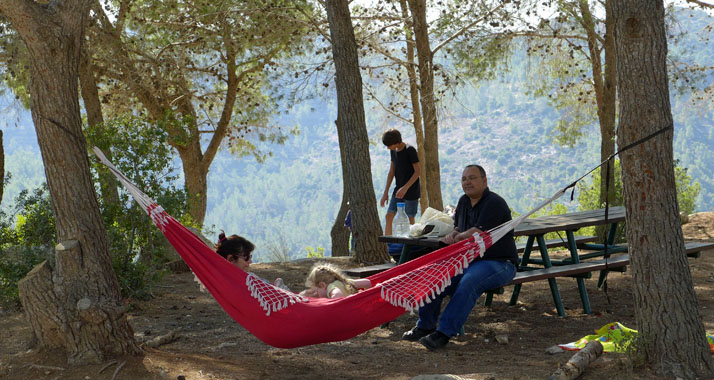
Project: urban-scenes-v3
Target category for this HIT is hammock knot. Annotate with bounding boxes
[147,203,170,231]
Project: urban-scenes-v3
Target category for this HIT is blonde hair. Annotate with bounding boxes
[305,262,356,295]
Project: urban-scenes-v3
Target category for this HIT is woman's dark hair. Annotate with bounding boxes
[215,231,255,261]
[382,129,402,146]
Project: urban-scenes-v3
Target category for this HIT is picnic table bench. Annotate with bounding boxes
[361,207,714,317]
[483,240,714,307]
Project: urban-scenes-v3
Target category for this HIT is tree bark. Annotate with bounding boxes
[407,0,443,211]
[79,45,120,210]
[399,0,428,214]
[330,118,351,258]
[330,185,351,257]
[0,0,140,364]
[612,0,714,377]
[175,139,209,227]
[325,0,389,264]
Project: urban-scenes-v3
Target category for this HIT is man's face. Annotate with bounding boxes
[386,143,400,151]
[461,167,487,200]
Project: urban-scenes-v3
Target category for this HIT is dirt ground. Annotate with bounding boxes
[1,212,714,380]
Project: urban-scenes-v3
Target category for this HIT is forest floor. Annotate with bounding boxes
[1,212,714,380]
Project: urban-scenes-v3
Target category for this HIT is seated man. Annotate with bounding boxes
[401,164,518,351]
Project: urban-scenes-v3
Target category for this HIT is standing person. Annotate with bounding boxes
[401,165,518,351]
[379,129,420,235]
[344,205,355,253]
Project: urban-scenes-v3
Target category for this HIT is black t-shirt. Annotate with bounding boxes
[454,188,518,265]
[390,144,420,200]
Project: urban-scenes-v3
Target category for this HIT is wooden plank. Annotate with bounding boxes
[684,241,714,258]
[505,242,712,285]
[344,263,396,278]
[510,255,630,285]
[515,207,626,236]
[516,236,598,253]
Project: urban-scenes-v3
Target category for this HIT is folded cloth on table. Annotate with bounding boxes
[409,207,454,238]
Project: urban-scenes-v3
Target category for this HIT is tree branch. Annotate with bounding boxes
[685,0,714,9]
[432,2,508,55]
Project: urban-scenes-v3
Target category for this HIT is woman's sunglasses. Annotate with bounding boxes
[230,252,252,262]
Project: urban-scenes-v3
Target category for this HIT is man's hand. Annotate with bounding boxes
[380,192,389,207]
[440,230,460,245]
[395,186,407,199]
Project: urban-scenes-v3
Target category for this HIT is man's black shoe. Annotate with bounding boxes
[419,331,450,351]
[401,326,435,342]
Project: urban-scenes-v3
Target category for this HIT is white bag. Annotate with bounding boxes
[409,207,454,238]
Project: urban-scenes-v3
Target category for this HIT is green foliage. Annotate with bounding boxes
[0,27,32,108]
[112,254,164,302]
[305,246,325,258]
[577,160,624,211]
[0,182,56,249]
[577,159,699,214]
[0,246,51,310]
[0,178,55,309]
[90,0,312,160]
[85,115,194,299]
[675,163,700,216]
[11,184,56,246]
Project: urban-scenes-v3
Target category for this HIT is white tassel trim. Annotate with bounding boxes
[246,273,307,315]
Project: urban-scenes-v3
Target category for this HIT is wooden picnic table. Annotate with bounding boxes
[378,206,628,317]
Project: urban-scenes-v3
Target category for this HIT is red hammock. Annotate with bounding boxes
[94,147,560,348]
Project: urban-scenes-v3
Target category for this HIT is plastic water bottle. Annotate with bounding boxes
[393,202,410,237]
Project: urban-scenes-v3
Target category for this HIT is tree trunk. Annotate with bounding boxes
[325,0,389,264]
[600,0,617,207]
[330,188,351,257]
[580,0,617,242]
[0,0,140,364]
[79,46,120,210]
[408,0,443,211]
[400,0,428,214]
[175,140,209,227]
[579,0,617,211]
[330,119,351,258]
[612,1,714,377]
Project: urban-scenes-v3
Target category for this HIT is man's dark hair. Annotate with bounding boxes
[382,129,402,146]
[465,164,486,177]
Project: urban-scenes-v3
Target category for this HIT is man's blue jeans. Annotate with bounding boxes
[416,259,516,337]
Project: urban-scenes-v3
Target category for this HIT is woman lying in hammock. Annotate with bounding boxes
[212,231,290,291]
[213,232,371,296]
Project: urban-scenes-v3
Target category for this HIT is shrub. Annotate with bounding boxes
[0,246,52,310]
[86,115,196,299]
